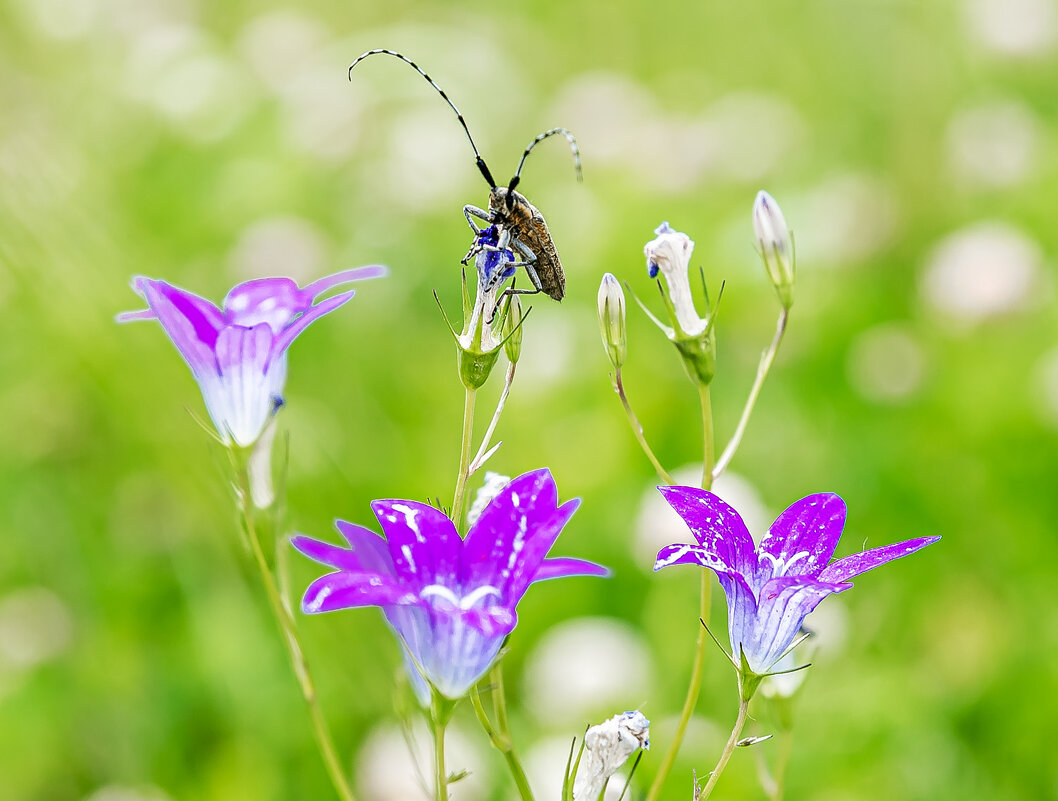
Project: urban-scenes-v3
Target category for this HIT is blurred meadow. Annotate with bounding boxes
[1,0,1057,799]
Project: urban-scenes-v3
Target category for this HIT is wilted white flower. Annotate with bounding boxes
[644,222,704,338]
[573,710,650,800]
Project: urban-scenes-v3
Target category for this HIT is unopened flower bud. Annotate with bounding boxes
[597,273,627,370]
[503,295,523,364]
[573,711,650,800]
[753,190,795,308]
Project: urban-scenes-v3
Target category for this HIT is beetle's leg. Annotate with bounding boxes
[461,243,481,265]
[462,206,496,264]
[463,241,533,269]
[500,239,544,297]
[464,205,490,233]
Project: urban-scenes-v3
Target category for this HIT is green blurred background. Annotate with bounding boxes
[1,0,1056,799]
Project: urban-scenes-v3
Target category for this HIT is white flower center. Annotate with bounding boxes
[420,583,501,610]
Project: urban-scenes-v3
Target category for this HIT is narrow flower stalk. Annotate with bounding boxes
[230,451,356,801]
[756,729,794,801]
[698,699,750,800]
[452,387,478,532]
[468,362,516,476]
[698,384,715,492]
[471,671,536,801]
[713,306,789,481]
[645,382,715,801]
[431,695,453,801]
[613,369,674,485]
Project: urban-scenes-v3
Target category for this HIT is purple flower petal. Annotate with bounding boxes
[657,486,756,575]
[301,264,388,300]
[461,468,559,589]
[372,500,460,589]
[818,535,940,584]
[302,571,416,614]
[271,290,356,356]
[502,499,580,602]
[757,494,847,582]
[114,308,158,323]
[290,535,363,572]
[136,278,224,375]
[738,576,850,672]
[461,606,518,638]
[223,277,309,331]
[334,520,397,575]
[654,542,733,573]
[533,556,610,582]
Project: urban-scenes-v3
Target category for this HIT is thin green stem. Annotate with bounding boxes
[699,699,750,800]
[451,387,478,533]
[614,368,674,484]
[490,664,511,738]
[713,307,788,480]
[769,730,793,801]
[233,460,356,801]
[432,711,450,801]
[470,683,536,801]
[645,572,710,801]
[646,382,716,801]
[698,384,715,491]
[469,363,516,476]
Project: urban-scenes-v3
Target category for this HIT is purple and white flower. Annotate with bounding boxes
[117,266,385,448]
[292,469,608,703]
[654,488,939,676]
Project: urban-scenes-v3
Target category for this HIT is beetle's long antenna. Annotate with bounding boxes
[348,49,496,188]
[507,127,582,197]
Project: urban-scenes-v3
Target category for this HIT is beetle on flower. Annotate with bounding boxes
[117,266,385,448]
[292,468,608,703]
[654,488,939,693]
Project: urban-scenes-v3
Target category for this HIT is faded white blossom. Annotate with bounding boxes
[573,710,650,800]
[644,222,704,338]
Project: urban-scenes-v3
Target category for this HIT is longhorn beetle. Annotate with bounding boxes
[348,49,581,301]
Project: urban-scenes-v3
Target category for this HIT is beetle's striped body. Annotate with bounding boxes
[348,50,580,302]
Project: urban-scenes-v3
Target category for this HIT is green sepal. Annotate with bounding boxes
[434,291,461,343]
[738,646,764,703]
[430,688,458,727]
[459,347,501,390]
[674,331,717,387]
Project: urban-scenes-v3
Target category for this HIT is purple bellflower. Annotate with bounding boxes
[292,469,608,703]
[117,266,385,448]
[654,488,939,679]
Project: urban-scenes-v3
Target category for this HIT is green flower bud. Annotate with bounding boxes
[597,272,627,370]
[502,295,523,364]
[753,190,795,308]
